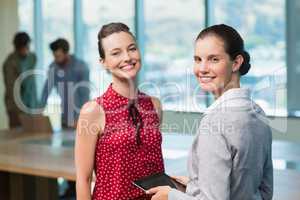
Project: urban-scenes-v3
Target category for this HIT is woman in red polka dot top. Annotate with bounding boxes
[75,22,165,200]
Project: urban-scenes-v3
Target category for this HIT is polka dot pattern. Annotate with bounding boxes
[92,84,165,200]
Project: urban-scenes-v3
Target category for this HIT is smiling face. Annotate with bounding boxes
[100,31,141,80]
[193,35,242,97]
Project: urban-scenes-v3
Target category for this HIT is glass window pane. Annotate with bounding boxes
[18,0,34,48]
[211,0,286,116]
[42,0,74,128]
[43,0,74,67]
[82,0,135,98]
[143,0,205,112]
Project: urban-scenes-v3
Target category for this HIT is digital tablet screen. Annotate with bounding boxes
[133,172,186,192]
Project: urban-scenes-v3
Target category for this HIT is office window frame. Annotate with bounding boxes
[18,0,293,117]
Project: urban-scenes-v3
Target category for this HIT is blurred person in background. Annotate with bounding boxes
[2,32,38,128]
[40,38,90,198]
[40,38,90,129]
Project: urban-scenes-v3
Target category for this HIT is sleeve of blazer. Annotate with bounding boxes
[169,127,232,200]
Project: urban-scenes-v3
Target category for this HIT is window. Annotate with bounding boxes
[17,0,288,116]
[142,0,206,112]
[82,0,135,98]
[210,0,286,116]
[40,0,74,128]
[18,0,34,47]
[43,0,74,67]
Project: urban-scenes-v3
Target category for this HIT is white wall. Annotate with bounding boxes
[0,0,18,129]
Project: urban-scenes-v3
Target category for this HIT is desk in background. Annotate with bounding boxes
[0,129,75,200]
[1,130,300,200]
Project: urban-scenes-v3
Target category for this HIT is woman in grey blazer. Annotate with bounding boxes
[147,24,273,200]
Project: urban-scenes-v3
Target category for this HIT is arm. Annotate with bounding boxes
[74,64,90,125]
[259,128,273,200]
[169,133,232,200]
[3,58,22,112]
[40,66,55,108]
[77,63,90,107]
[75,100,104,200]
[149,132,232,200]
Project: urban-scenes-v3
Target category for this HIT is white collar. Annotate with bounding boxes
[204,88,251,114]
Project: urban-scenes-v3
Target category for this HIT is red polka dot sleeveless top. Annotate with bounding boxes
[92,84,165,200]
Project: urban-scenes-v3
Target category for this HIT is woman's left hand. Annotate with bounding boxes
[146,186,172,200]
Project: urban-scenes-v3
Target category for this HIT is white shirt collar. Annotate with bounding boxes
[204,88,251,114]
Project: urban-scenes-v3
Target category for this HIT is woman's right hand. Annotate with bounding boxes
[171,176,189,186]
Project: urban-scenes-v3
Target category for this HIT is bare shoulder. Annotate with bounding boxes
[80,100,104,118]
[77,100,105,135]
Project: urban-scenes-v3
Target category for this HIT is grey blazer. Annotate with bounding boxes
[169,88,273,200]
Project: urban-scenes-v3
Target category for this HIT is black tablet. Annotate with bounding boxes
[132,172,186,192]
